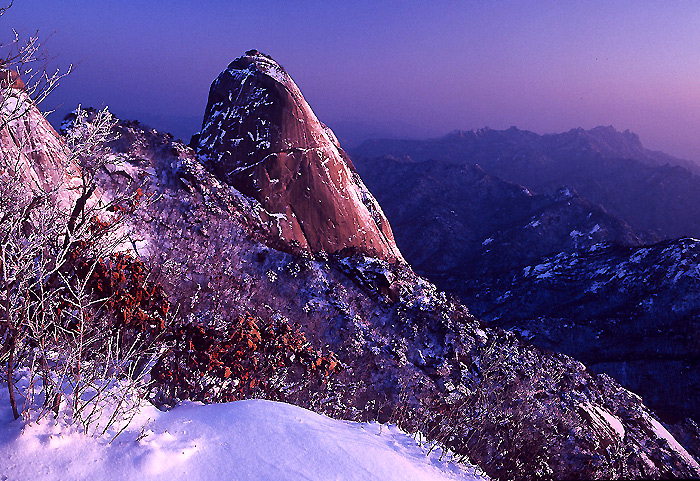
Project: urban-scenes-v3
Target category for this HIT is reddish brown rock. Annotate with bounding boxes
[196,51,403,262]
[0,77,77,199]
[0,68,25,90]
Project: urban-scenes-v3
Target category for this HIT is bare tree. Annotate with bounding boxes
[0,1,71,130]
[0,6,164,429]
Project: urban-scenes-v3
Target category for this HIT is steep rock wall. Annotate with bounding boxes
[196,51,402,262]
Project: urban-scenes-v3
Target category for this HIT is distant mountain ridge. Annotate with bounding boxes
[353,126,700,241]
[352,126,700,423]
[354,125,699,172]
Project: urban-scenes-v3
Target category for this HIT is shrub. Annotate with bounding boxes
[151,313,340,406]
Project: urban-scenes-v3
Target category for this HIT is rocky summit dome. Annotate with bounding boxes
[196,51,403,262]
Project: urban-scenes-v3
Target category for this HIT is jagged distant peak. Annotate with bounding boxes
[196,51,403,262]
[439,126,540,143]
[559,125,644,152]
[437,125,646,152]
[355,122,698,174]
[444,127,496,138]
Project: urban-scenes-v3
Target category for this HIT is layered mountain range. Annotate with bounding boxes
[351,127,700,423]
[354,127,700,240]
[4,51,700,480]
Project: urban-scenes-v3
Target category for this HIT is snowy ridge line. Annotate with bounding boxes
[0,370,487,481]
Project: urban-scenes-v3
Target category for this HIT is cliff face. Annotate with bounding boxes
[196,51,402,262]
[0,75,78,203]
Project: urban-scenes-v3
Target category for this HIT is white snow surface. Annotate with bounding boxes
[0,395,485,481]
[644,413,700,471]
[590,404,625,440]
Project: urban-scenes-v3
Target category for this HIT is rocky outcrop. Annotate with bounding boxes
[0,73,78,201]
[0,68,26,90]
[196,51,402,262]
[3,55,685,475]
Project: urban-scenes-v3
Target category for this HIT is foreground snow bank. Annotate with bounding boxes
[0,396,486,481]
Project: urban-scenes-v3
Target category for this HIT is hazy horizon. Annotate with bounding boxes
[3,1,700,161]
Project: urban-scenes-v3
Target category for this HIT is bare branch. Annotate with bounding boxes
[0,1,14,18]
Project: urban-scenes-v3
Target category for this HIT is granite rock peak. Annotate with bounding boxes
[196,51,403,262]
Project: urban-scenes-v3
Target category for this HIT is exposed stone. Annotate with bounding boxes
[0,82,79,206]
[0,68,25,90]
[196,51,402,262]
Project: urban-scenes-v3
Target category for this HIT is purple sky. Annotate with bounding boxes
[3,1,700,160]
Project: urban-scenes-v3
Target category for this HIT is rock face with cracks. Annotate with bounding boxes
[196,50,402,262]
[0,76,76,198]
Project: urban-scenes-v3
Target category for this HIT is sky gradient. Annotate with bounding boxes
[3,1,700,160]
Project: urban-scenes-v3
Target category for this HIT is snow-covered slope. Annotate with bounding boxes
[77,106,700,480]
[7,66,700,479]
[461,237,700,421]
[0,396,484,481]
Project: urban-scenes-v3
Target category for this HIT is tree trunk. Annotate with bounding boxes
[6,329,18,420]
